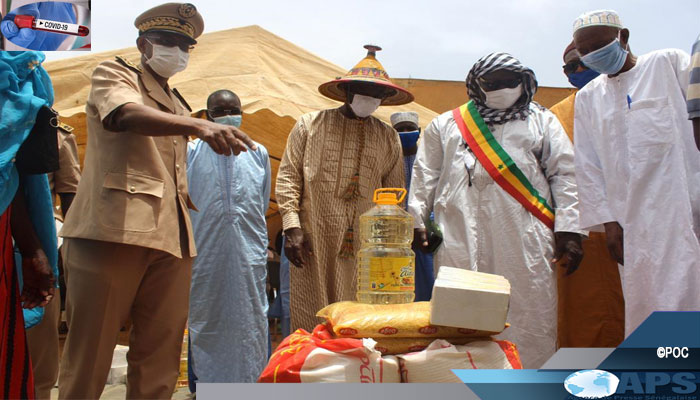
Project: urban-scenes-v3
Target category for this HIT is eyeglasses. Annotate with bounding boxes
[208,108,242,117]
[477,76,521,91]
[147,36,195,53]
[563,60,582,75]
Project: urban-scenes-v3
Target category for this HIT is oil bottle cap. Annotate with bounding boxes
[373,188,406,205]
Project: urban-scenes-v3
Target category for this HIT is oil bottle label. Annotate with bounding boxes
[368,257,414,291]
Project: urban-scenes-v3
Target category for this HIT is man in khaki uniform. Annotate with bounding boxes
[26,122,81,400]
[49,122,81,219]
[58,3,255,399]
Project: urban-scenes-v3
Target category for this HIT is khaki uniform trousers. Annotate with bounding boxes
[26,289,61,400]
[58,238,192,399]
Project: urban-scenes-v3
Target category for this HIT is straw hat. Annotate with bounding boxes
[318,45,414,106]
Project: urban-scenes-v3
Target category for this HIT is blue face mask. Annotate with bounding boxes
[580,38,629,75]
[213,115,242,128]
[398,130,420,149]
[567,68,600,89]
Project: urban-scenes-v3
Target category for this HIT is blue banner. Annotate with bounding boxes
[455,312,700,400]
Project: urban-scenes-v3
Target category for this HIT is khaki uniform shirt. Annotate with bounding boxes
[48,125,82,221]
[60,57,197,258]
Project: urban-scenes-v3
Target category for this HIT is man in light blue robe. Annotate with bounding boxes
[187,89,271,385]
[390,112,435,301]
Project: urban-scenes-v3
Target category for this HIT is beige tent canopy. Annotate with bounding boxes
[43,25,438,244]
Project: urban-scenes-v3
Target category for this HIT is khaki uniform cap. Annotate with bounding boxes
[134,2,204,44]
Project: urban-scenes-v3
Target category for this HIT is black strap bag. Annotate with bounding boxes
[15,106,60,175]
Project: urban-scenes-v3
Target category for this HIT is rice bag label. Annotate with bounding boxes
[378,327,398,335]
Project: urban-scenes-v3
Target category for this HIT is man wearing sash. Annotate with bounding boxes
[408,53,584,369]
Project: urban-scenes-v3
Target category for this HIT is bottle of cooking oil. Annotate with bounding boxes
[357,188,415,304]
[176,327,188,388]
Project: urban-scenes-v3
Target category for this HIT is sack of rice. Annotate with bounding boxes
[317,301,506,338]
[372,336,482,355]
[397,339,522,383]
[258,324,400,383]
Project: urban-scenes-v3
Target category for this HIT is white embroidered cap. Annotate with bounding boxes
[390,111,419,128]
[573,10,623,33]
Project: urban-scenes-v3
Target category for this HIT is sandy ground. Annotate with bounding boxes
[52,328,194,399]
[49,386,193,400]
[51,318,283,399]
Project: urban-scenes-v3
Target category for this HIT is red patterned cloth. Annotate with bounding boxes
[0,206,35,399]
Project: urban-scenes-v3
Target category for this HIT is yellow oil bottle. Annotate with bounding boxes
[356,188,415,304]
[176,328,188,388]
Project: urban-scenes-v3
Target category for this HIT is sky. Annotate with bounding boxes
[42,0,700,87]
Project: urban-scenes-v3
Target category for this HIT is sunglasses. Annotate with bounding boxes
[478,76,521,91]
[563,60,582,75]
[208,108,242,117]
[148,36,195,53]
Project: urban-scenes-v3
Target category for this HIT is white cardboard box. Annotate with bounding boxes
[429,266,510,332]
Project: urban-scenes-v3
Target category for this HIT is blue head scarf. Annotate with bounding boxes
[0,51,54,213]
[0,51,57,328]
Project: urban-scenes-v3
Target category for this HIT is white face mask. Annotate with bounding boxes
[349,94,382,118]
[482,83,523,110]
[145,40,189,78]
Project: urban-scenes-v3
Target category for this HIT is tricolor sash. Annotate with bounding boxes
[452,101,555,230]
